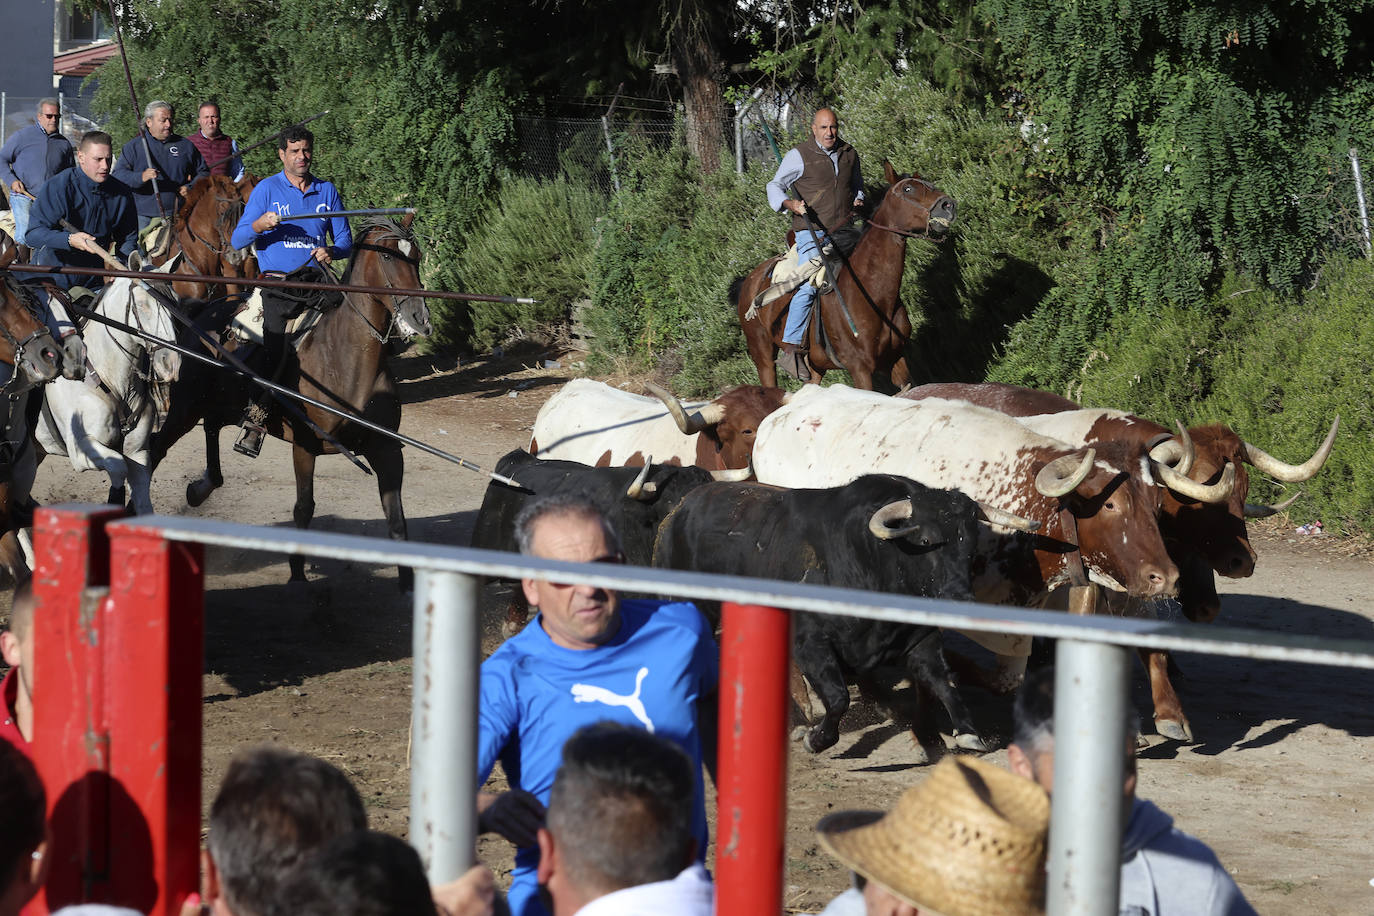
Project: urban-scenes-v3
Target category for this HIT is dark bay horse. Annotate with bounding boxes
[149,215,434,589]
[155,174,259,300]
[733,161,956,389]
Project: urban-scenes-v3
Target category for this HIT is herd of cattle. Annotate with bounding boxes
[471,377,1338,757]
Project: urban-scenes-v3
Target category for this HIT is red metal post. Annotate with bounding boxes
[25,509,203,916]
[715,602,791,916]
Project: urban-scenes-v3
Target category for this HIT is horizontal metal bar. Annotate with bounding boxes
[97,511,1374,670]
[8,263,537,305]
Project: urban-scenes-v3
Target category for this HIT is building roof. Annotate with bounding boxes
[54,41,117,78]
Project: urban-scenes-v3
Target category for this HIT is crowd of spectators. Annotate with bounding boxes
[0,495,1254,916]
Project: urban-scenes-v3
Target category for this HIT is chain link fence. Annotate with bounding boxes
[0,92,109,153]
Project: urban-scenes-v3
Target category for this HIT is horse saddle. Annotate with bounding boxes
[139,218,172,261]
[744,226,864,321]
[229,288,324,349]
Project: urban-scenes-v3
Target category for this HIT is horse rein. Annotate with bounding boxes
[865,177,953,240]
[342,226,423,342]
[0,275,57,394]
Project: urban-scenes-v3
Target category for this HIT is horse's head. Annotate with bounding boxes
[874,160,957,239]
[0,243,63,388]
[117,266,183,386]
[182,175,254,269]
[348,214,433,339]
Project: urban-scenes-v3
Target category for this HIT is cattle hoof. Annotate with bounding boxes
[1155,717,1194,743]
[954,732,991,753]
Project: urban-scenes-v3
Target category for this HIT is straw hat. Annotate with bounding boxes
[815,755,1050,916]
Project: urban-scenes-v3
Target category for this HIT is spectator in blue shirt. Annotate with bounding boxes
[110,100,208,229]
[228,126,352,457]
[0,98,75,245]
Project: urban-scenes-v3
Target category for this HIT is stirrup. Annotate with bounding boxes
[233,421,267,458]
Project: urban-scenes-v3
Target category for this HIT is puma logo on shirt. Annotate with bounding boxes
[570,667,654,732]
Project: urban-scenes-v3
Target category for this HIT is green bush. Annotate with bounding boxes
[442,177,606,350]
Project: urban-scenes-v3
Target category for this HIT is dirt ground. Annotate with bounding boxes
[10,346,1374,915]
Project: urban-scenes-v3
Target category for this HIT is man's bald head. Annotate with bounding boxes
[811,108,839,151]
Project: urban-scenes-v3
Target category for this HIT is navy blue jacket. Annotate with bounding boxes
[27,168,138,289]
[0,122,74,193]
[111,132,208,218]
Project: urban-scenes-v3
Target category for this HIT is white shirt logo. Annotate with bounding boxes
[570,667,654,732]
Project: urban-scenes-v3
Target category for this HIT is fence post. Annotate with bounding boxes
[1046,638,1130,916]
[715,602,790,916]
[1349,148,1372,259]
[410,570,480,883]
[735,101,745,174]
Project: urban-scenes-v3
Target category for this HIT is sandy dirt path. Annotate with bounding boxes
[14,349,1374,915]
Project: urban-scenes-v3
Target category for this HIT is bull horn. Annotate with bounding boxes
[709,459,753,482]
[974,501,1041,532]
[1034,449,1096,499]
[869,499,922,540]
[1148,421,1195,476]
[1151,459,1236,504]
[644,381,726,435]
[1244,489,1303,519]
[1243,416,1340,482]
[625,459,658,501]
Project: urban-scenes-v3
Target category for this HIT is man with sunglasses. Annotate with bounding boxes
[0,99,74,246]
[475,494,719,916]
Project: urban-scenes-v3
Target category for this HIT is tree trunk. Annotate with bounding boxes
[671,13,724,173]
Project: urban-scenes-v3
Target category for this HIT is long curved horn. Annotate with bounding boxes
[974,501,1041,532]
[625,459,658,500]
[644,382,726,434]
[1148,421,1195,476]
[1244,416,1340,482]
[1034,449,1096,498]
[709,458,753,482]
[1244,489,1303,519]
[869,499,921,539]
[1151,459,1236,503]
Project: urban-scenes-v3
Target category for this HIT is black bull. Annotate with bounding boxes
[653,475,989,759]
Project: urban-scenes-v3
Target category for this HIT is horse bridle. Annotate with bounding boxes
[342,226,423,342]
[180,189,247,264]
[0,275,56,394]
[865,177,953,240]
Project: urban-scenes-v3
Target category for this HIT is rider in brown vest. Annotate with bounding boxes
[765,108,864,381]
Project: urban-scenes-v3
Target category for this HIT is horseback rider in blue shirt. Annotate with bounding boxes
[229,126,352,458]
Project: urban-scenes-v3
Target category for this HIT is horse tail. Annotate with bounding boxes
[727,274,747,307]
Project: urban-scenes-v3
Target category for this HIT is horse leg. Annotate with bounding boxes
[187,422,226,507]
[890,357,912,390]
[289,445,316,584]
[371,441,412,592]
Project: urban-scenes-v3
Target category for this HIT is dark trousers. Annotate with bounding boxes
[248,287,297,417]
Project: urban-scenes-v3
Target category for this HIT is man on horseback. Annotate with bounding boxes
[764,107,865,382]
[188,101,245,182]
[228,126,352,458]
[111,101,209,231]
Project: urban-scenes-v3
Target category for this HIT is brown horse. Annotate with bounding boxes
[734,162,956,389]
[155,174,259,299]
[149,215,433,589]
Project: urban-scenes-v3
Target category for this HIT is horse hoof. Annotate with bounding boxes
[186,479,216,508]
[805,728,837,754]
[954,732,992,753]
[1155,716,1193,743]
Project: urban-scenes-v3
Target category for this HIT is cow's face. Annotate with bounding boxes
[1157,425,1255,579]
[1060,453,1178,598]
[696,386,788,471]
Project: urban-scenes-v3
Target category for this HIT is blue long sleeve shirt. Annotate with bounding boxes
[26,168,138,289]
[231,170,353,273]
[0,122,74,193]
[110,133,208,218]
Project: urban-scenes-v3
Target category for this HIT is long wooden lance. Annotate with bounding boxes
[204,110,330,173]
[8,263,538,304]
[105,0,167,222]
[56,299,526,488]
[278,207,416,222]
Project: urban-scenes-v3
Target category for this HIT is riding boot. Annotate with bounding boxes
[234,319,291,458]
[777,341,812,382]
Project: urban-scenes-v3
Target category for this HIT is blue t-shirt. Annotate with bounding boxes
[230,170,353,273]
[478,598,719,916]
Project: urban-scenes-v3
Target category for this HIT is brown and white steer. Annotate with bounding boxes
[903,381,1338,740]
[752,384,1182,691]
[529,379,787,471]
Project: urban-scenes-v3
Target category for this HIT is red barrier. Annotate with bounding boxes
[26,507,203,916]
[715,601,791,916]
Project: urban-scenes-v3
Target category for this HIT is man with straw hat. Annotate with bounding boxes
[814,755,1050,916]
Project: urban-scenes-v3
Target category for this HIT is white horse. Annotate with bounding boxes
[20,268,182,515]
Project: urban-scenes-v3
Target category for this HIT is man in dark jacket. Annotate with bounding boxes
[0,98,74,245]
[764,108,864,381]
[111,100,208,229]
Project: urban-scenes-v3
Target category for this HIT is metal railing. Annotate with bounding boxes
[117,515,1374,915]
[29,508,1374,915]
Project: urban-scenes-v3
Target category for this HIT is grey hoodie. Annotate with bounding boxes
[1120,798,1258,916]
